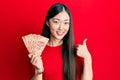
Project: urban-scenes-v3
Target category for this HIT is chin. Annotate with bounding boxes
[55,36,64,40]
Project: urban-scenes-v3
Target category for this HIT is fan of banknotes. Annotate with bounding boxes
[22,34,49,56]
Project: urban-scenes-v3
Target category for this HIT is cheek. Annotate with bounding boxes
[64,26,70,33]
[49,24,57,34]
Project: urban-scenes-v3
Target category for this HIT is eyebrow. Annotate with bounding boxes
[52,18,70,21]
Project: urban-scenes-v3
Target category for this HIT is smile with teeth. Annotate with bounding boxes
[56,31,64,36]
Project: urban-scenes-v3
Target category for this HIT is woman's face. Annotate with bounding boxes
[47,10,70,41]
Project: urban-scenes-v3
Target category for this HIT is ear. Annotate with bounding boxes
[46,20,49,27]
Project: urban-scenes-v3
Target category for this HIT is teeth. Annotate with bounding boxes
[58,32,62,34]
[57,31,63,35]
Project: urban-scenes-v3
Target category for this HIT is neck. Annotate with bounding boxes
[48,37,63,47]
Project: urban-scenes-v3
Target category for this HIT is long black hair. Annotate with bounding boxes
[42,3,76,80]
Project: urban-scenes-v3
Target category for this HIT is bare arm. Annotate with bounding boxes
[29,54,44,80]
[31,70,43,80]
[81,54,93,80]
[76,39,93,80]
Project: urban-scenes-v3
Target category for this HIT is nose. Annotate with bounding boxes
[59,26,62,30]
[58,23,63,30]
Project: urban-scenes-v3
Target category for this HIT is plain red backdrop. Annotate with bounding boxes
[0,0,120,80]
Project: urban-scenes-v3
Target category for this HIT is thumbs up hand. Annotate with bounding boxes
[76,39,91,59]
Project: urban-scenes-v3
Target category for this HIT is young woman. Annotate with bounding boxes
[29,3,93,80]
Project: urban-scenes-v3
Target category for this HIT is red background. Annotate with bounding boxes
[0,0,120,80]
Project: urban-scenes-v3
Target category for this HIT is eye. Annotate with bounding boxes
[53,20,59,24]
[64,22,70,25]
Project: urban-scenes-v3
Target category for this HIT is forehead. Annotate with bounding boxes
[52,10,70,21]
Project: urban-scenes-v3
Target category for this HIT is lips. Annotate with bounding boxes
[56,31,64,36]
